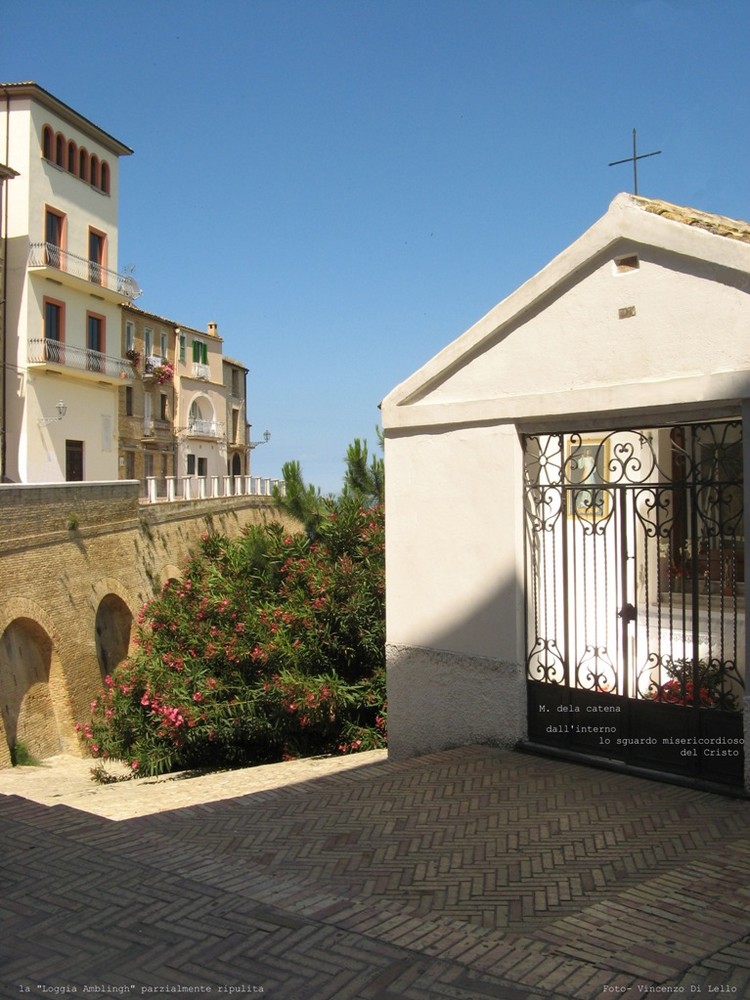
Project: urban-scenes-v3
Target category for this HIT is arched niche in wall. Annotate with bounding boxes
[95,594,133,680]
[0,617,64,762]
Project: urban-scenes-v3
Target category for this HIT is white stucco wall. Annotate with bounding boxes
[384,424,528,758]
[25,376,118,482]
[382,194,750,767]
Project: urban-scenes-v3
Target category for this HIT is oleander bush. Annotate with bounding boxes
[79,443,386,777]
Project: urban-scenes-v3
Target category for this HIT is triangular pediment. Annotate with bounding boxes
[382,194,750,430]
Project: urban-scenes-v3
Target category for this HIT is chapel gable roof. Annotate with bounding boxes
[632,196,750,245]
[382,193,750,416]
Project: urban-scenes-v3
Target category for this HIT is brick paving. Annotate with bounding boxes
[1,746,750,999]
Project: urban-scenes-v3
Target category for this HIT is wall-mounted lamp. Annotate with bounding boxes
[249,429,271,450]
[38,400,68,426]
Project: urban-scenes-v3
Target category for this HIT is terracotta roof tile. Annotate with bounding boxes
[632,195,750,245]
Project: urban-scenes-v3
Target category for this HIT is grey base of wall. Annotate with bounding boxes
[385,643,526,760]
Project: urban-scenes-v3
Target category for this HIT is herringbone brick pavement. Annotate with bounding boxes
[2,746,750,999]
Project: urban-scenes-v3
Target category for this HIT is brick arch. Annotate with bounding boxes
[89,578,138,679]
[0,599,77,764]
[157,563,183,588]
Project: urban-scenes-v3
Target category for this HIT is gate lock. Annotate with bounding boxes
[617,603,637,623]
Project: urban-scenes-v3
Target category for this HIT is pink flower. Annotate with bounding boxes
[131,760,139,770]
[104,675,114,688]
[193,692,204,703]
[140,694,150,707]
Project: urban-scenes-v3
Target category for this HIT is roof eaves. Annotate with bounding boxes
[0,81,133,157]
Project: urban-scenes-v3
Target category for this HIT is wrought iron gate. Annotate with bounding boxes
[523,421,745,788]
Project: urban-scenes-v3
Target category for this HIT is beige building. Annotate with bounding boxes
[118,310,257,497]
[383,194,750,793]
[119,304,176,491]
[0,82,140,484]
[174,321,227,487]
[223,356,250,479]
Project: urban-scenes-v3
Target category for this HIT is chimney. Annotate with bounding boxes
[207,322,218,337]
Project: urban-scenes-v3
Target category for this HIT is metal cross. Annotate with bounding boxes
[608,129,661,196]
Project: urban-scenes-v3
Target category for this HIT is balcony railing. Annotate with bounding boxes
[192,362,211,381]
[188,418,222,437]
[28,338,135,381]
[28,242,141,300]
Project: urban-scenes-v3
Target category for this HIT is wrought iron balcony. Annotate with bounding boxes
[28,242,141,300]
[28,338,135,382]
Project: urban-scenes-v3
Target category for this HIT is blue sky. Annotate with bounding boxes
[3,0,749,493]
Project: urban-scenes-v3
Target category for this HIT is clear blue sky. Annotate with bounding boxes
[3,1,749,494]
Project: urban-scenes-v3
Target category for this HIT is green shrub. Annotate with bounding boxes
[11,742,42,767]
[78,492,386,777]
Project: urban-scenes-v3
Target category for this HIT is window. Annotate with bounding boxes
[45,208,64,247]
[179,334,186,363]
[45,208,65,268]
[198,457,207,477]
[125,321,135,353]
[44,299,64,342]
[160,393,168,421]
[231,408,239,443]
[125,386,133,416]
[144,328,153,357]
[187,454,196,476]
[192,340,208,365]
[65,440,84,482]
[189,399,203,428]
[41,126,109,192]
[88,228,106,284]
[160,331,168,357]
[144,453,154,478]
[86,313,105,372]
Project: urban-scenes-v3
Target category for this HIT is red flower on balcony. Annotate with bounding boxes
[153,361,174,385]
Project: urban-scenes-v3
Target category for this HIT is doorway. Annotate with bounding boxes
[523,421,745,788]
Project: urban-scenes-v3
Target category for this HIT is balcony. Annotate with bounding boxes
[28,338,135,383]
[191,362,211,381]
[188,418,222,438]
[28,242,141,301]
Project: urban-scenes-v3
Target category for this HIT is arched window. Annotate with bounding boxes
[54,132,65,167]
[42,125,53,160]
[67,140,77,174]
[78,148,88,181]
[100,161,110,194]
[89,154,99,189]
